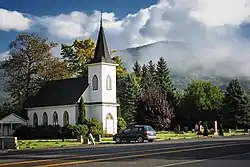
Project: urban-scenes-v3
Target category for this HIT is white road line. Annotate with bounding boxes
[155,152,250,167]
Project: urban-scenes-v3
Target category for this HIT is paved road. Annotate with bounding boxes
[0,136,250,167]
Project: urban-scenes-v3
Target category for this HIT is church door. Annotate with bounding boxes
[106,113,114,134]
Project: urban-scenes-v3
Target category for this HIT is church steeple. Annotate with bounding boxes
[88,10,113,64]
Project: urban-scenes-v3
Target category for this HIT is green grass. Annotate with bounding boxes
[17,130,248,150]
[17,140,83,150]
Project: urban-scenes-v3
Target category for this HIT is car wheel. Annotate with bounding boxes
[115,137,122,144]
[148,139,154,142]
[137,136,144,143]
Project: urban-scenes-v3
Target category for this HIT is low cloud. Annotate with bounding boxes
[0,51,9,61]
[0,9,31,31]
[2,0,250,78]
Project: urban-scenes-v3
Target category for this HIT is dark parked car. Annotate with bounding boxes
[113,125,156,144]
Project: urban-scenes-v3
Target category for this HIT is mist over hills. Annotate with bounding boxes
[1,40,250,103]
[118,40,250,90]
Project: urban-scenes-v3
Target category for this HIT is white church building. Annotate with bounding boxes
[0,21,118,136]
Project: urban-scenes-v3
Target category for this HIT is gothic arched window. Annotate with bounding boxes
[33,113,38,127]
[42,112,48,126]
[106,75,112,90]
[63,111,69,126]
[92,75,98,90]
[53,111,58,125]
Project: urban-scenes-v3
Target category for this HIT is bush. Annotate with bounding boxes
[14,124,88,140]
[61,125,79,139]
[84,118,103,136]
[13,125,61,139]
[117,117,127,132]
[78,124,89,137]
[13,125,33,139]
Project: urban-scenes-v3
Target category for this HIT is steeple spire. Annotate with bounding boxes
[87,10,113,64]
[100,9,103,26]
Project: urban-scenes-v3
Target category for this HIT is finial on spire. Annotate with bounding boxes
[100,9,103,26]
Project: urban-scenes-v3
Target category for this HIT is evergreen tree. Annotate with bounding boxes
[78,97,86,124]
[224,79,250,129]
[140,62,155,92]
[155,57,177,109]
[120,74,139,124]
[147,60,156,78]
[132,61,142,78]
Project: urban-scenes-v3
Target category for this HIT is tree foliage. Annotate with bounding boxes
[181,80,224,121]
[3,33,70,111]
[135,86,174,131]
[78,96,86,124]
[155,57,178,109]
[111,56,128,78]
[61,38,95,77]
[118,74,139,124]
[223,79,250,128]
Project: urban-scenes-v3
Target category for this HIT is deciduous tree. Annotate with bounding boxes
[3,33,70,112]
[181,80,224,122]
[61,38,95,77]
[136,86,174,131]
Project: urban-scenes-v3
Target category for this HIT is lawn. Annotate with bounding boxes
[17,130,248,150]
[17,140,83,150]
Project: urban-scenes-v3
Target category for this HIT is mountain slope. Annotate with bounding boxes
[118,40,250,90]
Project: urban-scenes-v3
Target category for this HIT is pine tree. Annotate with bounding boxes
[132,61,141,78]
[78,96,86,124]
[147,60,156,78]
[140,62,156,92]
[120,74,139,124]
[155,57,177,108]
[224,79,250,129]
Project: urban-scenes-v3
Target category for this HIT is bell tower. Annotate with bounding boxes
[85,11,119,134]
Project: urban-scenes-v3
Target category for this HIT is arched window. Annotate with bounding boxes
[53,111,58,126]
[42,112,48,126]
[106,75,112,90]
[63,111,69,126]
[92,75,98,90]
[106,113,113,120]
[33,113,38,127]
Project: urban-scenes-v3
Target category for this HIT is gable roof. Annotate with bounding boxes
[87,23,114,64]
[24,76,89,108]
[0,113,27,124]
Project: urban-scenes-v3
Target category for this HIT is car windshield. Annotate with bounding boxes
[145,126,155,131]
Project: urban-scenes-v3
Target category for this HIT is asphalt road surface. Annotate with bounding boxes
[0,136,250,167]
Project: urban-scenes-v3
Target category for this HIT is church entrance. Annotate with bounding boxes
[106,113,114,134]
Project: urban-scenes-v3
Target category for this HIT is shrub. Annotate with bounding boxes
[78,124,89,137]
[61,125,81,139]
[13,125,61,139]
[13,125,33,139]
[117,117,127,132]
[84,118,103,136]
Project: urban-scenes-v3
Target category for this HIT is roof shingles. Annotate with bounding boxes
[24,76,89,108]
